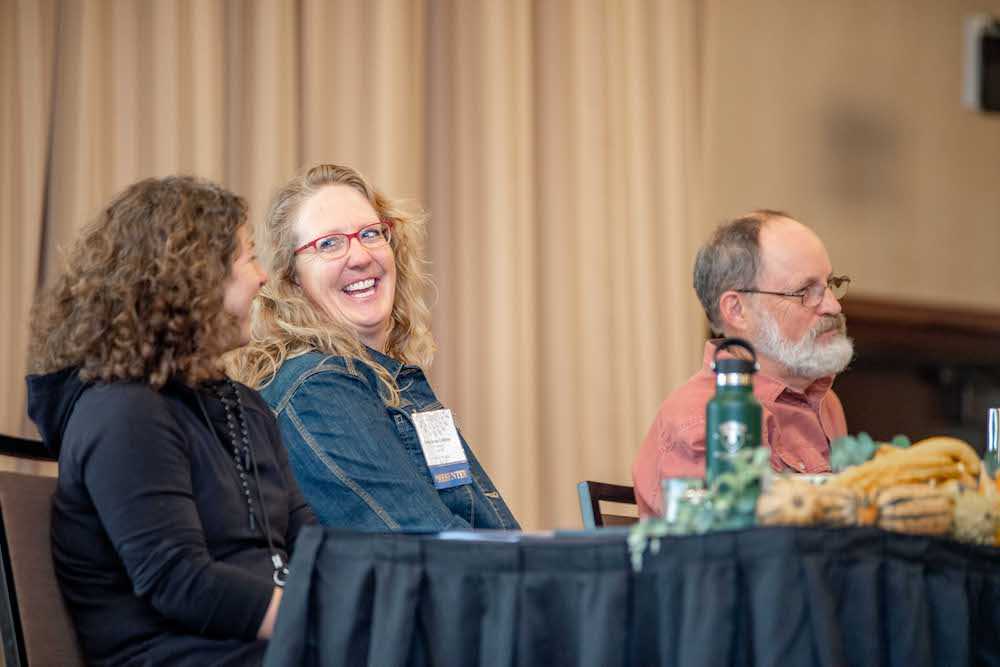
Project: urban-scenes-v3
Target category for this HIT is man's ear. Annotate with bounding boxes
[718,290,751,335]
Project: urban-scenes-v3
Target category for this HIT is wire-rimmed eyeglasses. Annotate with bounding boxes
[735,275,850,308]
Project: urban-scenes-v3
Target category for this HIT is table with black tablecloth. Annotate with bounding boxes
[264,525,1000,667]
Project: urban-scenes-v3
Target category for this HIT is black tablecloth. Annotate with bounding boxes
[264,525,1000,667]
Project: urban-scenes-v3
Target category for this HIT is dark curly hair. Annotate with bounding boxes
[29,176,247,388]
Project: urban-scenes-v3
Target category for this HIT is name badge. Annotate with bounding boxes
[411,409,473,489]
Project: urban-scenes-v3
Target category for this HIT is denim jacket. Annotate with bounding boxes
[261,348,519,531]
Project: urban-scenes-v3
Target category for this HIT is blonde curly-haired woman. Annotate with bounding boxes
[232,164,518,531]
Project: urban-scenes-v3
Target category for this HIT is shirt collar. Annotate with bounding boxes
[702,339,835,408]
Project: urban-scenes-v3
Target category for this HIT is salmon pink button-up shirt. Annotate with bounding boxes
[632,341,847,517]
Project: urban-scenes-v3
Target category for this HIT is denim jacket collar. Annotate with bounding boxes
[364,346,411,380]
[262,346,521,530]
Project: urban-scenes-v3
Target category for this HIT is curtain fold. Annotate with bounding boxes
[426,0,542,526]
[0,0,57,452]
[2,0,703,528]
[299,0,426,200]
[426,0,704,527]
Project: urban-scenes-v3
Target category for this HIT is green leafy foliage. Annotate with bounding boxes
[830,432,877,472]
[890,434,911,449]
[630,435,918,570]
[628,447,771,571]
[830,432,912,472]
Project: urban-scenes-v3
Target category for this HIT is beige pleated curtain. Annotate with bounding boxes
[1,0,706,529]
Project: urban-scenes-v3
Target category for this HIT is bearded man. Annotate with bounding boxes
[632,210,853,517]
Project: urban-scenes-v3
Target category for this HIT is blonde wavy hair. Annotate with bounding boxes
[229,164,435,404]
[29,176,246,388]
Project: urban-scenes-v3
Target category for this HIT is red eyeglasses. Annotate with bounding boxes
[294,220,393,260]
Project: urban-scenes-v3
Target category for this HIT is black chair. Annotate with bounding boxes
[0,434,52,462]
[576,480,639,529]
[0,433,84,666]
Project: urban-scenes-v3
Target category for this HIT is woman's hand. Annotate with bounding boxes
[257,587,283,639]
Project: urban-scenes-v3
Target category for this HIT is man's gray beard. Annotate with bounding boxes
[751,309,854,380]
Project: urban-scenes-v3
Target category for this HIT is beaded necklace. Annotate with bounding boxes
[215,379,289,587]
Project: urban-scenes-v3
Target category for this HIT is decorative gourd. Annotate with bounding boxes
[829,436,979,497]
[952,491,1000,545]
[980,467,998,498]
[813,485,861,526]
[856,499,878,526]
[910,436,980,474]
[873,444,901,459]
[957,470,980,492]
[876,484,952,536]
[756,479,818,526]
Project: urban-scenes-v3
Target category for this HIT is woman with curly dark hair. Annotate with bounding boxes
[26,176,315,666]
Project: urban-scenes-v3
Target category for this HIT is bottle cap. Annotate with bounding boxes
[714,357,756,374]
[710,338,759,375]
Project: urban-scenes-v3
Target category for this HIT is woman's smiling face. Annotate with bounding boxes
[292,185,396,351]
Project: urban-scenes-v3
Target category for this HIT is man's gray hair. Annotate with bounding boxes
[693,210,791,334]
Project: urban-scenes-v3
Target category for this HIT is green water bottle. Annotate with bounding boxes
[705,338,762,483]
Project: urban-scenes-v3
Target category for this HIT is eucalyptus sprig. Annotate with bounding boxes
[628,447,771,571]
[830,432,911,472]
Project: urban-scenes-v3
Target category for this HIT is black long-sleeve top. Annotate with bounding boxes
[26,370,315,666]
